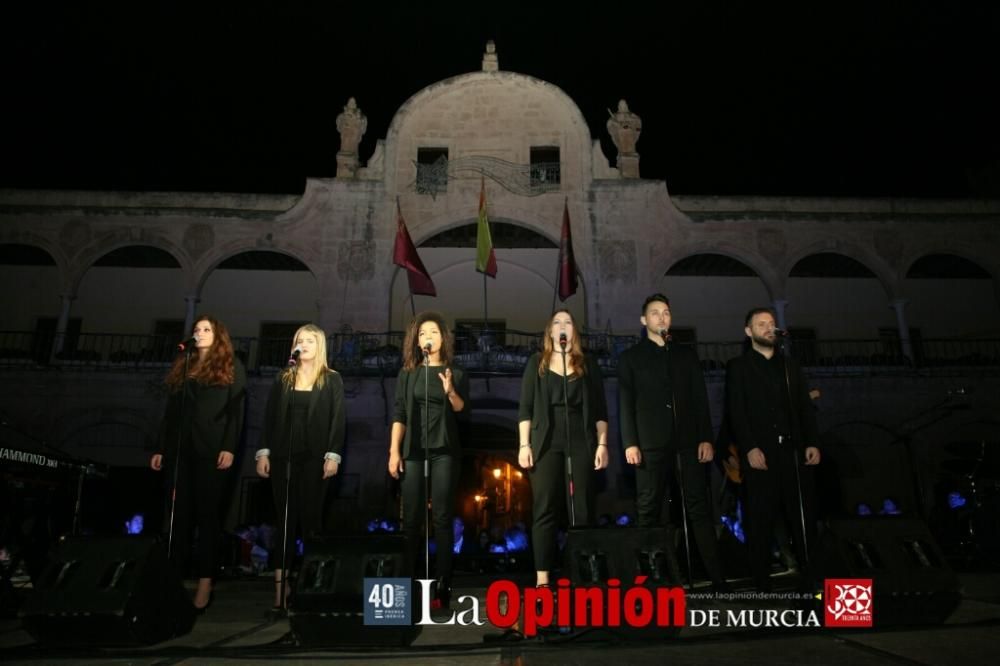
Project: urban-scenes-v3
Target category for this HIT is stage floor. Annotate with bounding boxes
[4,570,1000,664]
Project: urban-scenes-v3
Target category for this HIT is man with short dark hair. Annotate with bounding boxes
[725,307,820,592]
[618,293,728,591]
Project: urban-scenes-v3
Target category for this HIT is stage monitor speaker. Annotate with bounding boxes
[19,535,195,646]
[819,517,961,626]
[562,527,683,640]
[289,534,422,647]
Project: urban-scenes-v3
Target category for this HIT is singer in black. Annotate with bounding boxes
[619,294,728,591]
[151,315,246,611]
[255,324,345,610]
[725,307,820,592]
[518,309,609,588]
[387,312,468,606]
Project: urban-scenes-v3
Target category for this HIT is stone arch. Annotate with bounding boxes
[902,249,996,280]
[69,238,191,296]
[902,251,1000,338]
[195,245,323,343]
[782,241,897,300]
[658,245,781,300]
[0,236,70,283]
[655,249,777,341]
[194,241,321,294]
[388,219,588,331]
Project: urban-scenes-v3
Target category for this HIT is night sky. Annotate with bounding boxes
[2,2,998,197]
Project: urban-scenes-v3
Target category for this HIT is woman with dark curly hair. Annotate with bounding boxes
[151,315,246,611]
[387,311,468,607]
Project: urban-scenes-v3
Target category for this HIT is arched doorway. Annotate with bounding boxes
[199,250,319,368]
[658,253,771,343]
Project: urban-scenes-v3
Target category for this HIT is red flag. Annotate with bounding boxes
[393,203,436,297]
[557,200,578,301]
[475,178,498,278]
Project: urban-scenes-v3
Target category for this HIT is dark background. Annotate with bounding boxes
[1,1,998,197]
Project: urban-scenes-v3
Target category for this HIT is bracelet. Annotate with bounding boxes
[597,443,608,448]
[519,443,531,449]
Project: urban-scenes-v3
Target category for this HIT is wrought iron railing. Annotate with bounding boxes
[1,330,998,377]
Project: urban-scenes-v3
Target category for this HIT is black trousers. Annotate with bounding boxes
[270,456,329,568]
[167,453,229,579]
[634,447,725,584]
[529,442,595,571]
[743,445,817,586]
[401,449,457,582]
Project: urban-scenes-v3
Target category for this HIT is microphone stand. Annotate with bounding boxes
[777,334,810,568]
[560,340,576,527]
[167,346,194,559]
[662,331,694,590]
[422,346,431,585]
[278,363,297,612]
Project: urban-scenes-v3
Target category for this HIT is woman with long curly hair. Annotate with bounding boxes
[518,309,608,588]
[255,324,345,610]
[151,315,246,611]
[387,311,468,607]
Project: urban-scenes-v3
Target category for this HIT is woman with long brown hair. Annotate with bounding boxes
[518,309,608,588]
[255,324,345,611]
[151,315,246,611]
[387,311,468,607]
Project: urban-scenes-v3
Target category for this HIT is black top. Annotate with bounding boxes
[725,348,819,459]
[393,363,469,458]
[158,358,247,460]
[618,338,712,452]
[260,370,347,460]
[410,366,447,452]
[518,352,608,458]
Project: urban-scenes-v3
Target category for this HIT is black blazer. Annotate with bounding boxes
[158,359,247,459]
[392,363,469,458]
[259,370,346,459]
[618,339,713,453]
[724,349,819,459]
[518,351,608,457]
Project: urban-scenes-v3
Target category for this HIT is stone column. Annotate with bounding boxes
[772,299,789,331]
[184,294,200,333]
[890,298,914,363]
[51,293,75,359]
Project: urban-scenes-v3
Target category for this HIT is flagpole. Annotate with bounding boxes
[551,260,559,313]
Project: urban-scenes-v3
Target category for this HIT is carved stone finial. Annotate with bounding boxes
[606,99,642,178]
[336,97,368,179]
[482,40,499,72]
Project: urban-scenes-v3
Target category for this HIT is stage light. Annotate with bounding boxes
[857,502,873,516]
[948,491,967,509]
[124,513,144,535]
[492,468,502,479]
[880,498,902,515]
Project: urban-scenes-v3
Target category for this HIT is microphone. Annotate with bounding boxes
[771,328,789,337]
[422,342,432,355]
[177,336,198,352]
[558,332,567,349]
[288,346,303,367]
[658,329,672,342]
